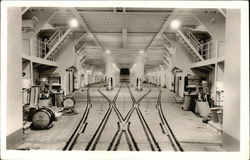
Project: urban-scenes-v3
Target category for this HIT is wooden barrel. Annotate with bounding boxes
[63,97,75,108]
[32,107,55,129]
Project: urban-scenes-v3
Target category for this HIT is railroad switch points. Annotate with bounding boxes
[134,104,139,108]
[121,122,127,131]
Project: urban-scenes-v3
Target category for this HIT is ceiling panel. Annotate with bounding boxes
[79,13,169,33]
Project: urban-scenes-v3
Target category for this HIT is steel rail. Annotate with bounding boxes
[93,83,154,151]
[127,84,161,151]
[63,88,92,150]
[99,83,141,151]
[107,122,121,151]
[127,122,139,151]
[85,84,122,150]
[98,83,134,151]
[156,88,184,151]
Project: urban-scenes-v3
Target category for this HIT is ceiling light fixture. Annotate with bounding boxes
[106,50,110,54]
[139,50,144,54]
[69,18,79,28]
[170,19,181,30]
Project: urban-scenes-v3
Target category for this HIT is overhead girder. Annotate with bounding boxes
[145,9,179,52]
[22,7,30,15]
[122,28,128,48]
[70,8,106,56]
[35,11,57,35]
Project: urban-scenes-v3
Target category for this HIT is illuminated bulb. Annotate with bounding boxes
[69,19,78,28]
[170,19,181,30]
[106,50,110,54]
[139,50,144,54]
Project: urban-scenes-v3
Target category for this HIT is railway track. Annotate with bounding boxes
[127,84,161,151]
[85,84,123,151]
[98,83,139,151]
[95,83,154,151]
[63,88,92,151]
[63,83,183,152]
[156,88,184,151]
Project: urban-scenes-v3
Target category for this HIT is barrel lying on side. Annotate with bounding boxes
[63,97,75,108]
[31,107,55,130]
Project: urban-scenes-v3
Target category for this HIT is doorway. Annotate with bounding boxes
[110,77,113,87]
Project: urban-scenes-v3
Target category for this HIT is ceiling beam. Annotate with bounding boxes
[191,13,214,38]
[22,7,30,15]
[70,8,105,54]
[91,32,157,35]
[217,9,226,18]
[57,10,173,15]
[122,28,127,48]
[206,65,215,70]
[35,11,57,35]
[145,9,179,52]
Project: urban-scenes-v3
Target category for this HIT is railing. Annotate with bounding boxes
[35,38,56,61]
[46,29,64,50]
[200,40,217,60]
[179,30,203,62]
[185,31,202,52]
[76,42,87,54]
[191,40,225,62]
[36,38,47,58]
[180,28,225,63]
[35,28,66,61]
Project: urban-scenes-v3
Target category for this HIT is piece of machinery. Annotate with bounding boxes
[38,77,50,107]
[49,74,62,93]
[48,74,63,107]
[183,75,201,111]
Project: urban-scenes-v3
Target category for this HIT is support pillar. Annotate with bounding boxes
[135,52,145,91]
[105,55,114,90]
[222,9,241,151]
[84,72,88,86]
[6,7,23,149]
[160,65,165,88]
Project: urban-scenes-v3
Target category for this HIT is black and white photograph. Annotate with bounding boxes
[1,1,249,160]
